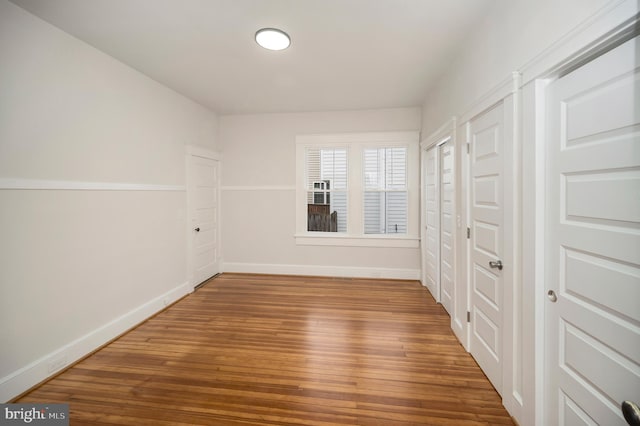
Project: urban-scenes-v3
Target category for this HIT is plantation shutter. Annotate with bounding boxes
[305,147,348,232]
[363,147,407,234]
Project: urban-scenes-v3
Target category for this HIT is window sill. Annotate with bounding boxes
[294,233,420,248]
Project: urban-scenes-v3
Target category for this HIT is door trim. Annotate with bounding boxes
[535,34,639,426]
[186,145,221,288]
[521,7,639,425]
[462,71,520,412]
[421,144,441,301]
[520,0,638,85]
[466,101,507,396]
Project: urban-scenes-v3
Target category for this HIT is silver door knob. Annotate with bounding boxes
[489,260,503,270]
[547,290,558,303]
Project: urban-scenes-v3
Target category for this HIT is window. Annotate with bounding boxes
[305,147,347,232]
[295,131,419,248]
[364,147,407,234]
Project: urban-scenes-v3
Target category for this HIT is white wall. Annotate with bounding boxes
[0,0,217,401]
[219,108,422,278]
[421,0,612,131]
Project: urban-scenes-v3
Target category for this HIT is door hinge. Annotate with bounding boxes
[467,227,471,239]
[466,143,470,154]
[467,311,471,323]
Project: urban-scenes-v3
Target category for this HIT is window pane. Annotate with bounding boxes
[364,149,381,189]
[386,147,407,189]
[364,147,406,190]
[306,147,347,190]
[306,147,348,232]
[331,191,348,232]
[363,191,381,233]
[307,190,347,232]
[363,147,407,235]
[364,191,407,234]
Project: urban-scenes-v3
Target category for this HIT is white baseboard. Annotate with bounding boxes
[222,262,420,280]
[0,281,192,403]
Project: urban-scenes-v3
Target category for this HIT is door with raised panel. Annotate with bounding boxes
[188,153,219,287]
[424,146,440,302]
[440,140,454,315]
[544,35,640,425]
[469,102,505,395]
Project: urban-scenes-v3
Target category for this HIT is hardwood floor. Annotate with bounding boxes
[18,273,513,425]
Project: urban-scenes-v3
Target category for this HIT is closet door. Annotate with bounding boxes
[468,102,505,394]
[544,35,640,425]
[424,146,440,302]
[188,150,220,287]
[440,140,454,314]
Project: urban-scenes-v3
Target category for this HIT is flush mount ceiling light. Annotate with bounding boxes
[255,28,291,51]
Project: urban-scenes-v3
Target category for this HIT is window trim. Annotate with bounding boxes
[295,131,420,248]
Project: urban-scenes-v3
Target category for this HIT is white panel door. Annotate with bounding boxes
[189,154,219,287]
[424,146,440,301]
[544,35,640,426]
[440,140,454,314]
[469,102,505,394]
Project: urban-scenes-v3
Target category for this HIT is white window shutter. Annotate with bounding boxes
[305,147,348,232]
[363,147,407,234]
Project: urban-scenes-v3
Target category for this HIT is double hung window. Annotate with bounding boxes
[363,147,407,234]
[295,131,419,248]
[305,147,348,232]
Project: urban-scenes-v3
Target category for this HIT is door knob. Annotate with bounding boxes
[547,290,558,303]
[622,400,640,426]
[489,260,503,270]
[194,227,200,232]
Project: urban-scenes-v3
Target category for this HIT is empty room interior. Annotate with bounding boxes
[1,0,638,425]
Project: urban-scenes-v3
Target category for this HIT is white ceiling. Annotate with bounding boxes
[10,0,494,115]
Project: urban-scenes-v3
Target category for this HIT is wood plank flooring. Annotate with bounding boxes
[18,273,513,425]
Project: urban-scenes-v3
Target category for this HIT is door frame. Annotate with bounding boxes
[542,35,640,425]
[421,143,441,302]
[186,145,221,289]
[517,3,639,424]
[458,71,520,409]
[438,137,455,316]
[523,21,640,426]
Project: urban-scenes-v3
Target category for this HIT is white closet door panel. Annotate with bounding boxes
[424,146,439,301]
[440,141,454,314]
[544,35,640,426]
[469,102,505,394]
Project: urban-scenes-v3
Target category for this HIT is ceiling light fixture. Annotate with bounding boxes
[255,28,290,51]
